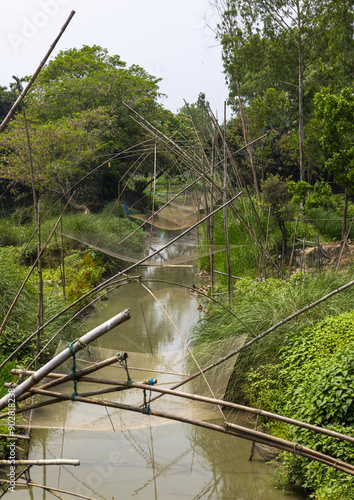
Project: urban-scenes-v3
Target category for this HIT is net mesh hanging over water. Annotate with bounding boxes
[21,335,246,432]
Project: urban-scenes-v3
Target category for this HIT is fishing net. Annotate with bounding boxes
[61,229,246,267]
[20,334,247,432]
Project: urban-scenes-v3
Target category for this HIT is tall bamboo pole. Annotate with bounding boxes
[236,81,260,203]
[148,140,157,252]
[36,199,43,370]
[210,134,215,295]
[22,105,43,368]
[223,102,233,305]
[0,11,76,133]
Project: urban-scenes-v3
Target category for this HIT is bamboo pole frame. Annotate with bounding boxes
[14,387,354,476]
[0,309,130,410]
[0,459,79,466]
[0,479,96,500]
[6,370,354,446]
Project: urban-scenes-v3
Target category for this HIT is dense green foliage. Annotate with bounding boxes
[0,46,175,212]
[191,267,354,498]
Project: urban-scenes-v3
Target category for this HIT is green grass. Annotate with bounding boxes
[190,267,354,401]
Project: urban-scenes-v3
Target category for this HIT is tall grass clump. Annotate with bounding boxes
[190,266,354,401]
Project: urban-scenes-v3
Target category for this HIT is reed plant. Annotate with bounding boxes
[305,206,354,241]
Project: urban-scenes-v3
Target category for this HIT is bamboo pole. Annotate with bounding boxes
[249,402,262,461]
[13,377,354,445]
[206,105,285,279]
[236,80,260,203]
[0,11,76,133]
[148,140,157,251]
[302,218,307,279]
[17,388,354,476]
[36,199,43,370]
[0,479,96,500]
[26,279,129,370]
[210,134,215,295]
[149,277,354,402]
[22,108,43,358]
[11,354,125,404]
[214,270,243,280]
[0,459,79,466]
[225,422,354,474]
[223,102,233,305]
[287,215,299,279]
[0,433,29,440]
[0,309,130,410]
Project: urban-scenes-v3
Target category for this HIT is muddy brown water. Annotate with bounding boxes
[12,229,306,499]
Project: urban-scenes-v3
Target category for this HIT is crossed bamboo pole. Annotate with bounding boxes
[7,370,354,446]
[3,344,354,478]
[0,309,130,410]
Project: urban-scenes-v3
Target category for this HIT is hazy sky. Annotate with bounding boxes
[0,0,230,115]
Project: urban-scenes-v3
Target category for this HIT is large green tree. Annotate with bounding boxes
[214,0,354,182]
[315,87,354,240]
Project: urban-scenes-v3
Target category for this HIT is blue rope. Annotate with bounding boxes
[67,342,78,401]
[144,379,155,415]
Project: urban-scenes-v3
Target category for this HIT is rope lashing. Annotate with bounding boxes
[143,378,155,415]
[116,352,133,387]
[66,339,87,401]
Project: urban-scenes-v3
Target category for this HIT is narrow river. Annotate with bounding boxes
[14,229,306,500]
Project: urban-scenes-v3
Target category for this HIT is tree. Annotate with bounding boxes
[0,86,16,122]
[314,87,354,240]
[213,0,354,182]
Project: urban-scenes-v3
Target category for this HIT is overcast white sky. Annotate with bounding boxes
[0,0,230,115]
